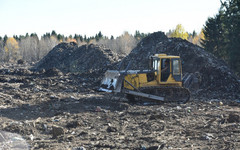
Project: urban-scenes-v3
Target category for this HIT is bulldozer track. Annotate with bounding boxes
[138,86,190,103]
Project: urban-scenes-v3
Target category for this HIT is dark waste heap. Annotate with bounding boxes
[34,42,122,73]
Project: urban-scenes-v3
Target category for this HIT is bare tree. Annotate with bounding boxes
[19,36,39,62]
[98,32,137,54]
[38,36,59,60]
[0,40,4,62]
[18,35,59,63]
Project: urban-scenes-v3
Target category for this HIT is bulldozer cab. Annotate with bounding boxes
[150,54,182,84]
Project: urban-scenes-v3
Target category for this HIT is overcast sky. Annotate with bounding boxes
[0,0,221,37]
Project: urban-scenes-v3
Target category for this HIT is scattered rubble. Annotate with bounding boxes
[0,63,239,149]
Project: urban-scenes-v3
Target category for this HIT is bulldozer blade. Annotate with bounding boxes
[99,70,123,93]
[124,89,165,101]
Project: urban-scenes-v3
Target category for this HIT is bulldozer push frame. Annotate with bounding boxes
[99,54,190,103]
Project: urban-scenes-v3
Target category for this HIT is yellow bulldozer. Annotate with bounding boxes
[99,54,190,103]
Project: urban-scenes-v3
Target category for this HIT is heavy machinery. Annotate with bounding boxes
[99,54,190,103]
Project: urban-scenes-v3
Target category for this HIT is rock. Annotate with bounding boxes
[72,146,86,150]
[227,113,240,123]
[0,131,29,149]
[145,145,164,150]
[52,125,65,138]
[38,68,45,74]
[29,134,34,141]
[44,68,63,77]
[17,59,24,64]
[149,114,165,120]
[66,121,80,128]
[107,126,117,132]
[204,133,215,140]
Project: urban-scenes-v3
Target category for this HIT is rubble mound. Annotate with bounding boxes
[44,68,63,77]
[34,42,121,73]
[121,31,240,99]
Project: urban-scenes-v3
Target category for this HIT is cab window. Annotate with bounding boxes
[153,60,159,71]
[172,59,180,75]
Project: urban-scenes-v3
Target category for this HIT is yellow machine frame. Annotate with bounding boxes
[124,54,182,90]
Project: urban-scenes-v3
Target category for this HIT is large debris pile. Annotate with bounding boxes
[34,42,122,73]
[121,31,240,99]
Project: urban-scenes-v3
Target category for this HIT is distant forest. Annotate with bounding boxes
[0,0,239,75]
[0,27,202,63]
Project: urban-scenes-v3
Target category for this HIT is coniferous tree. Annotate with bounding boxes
[3,35,8,45]
[223,0,240,74]
[202,0,240,74]
[110,35,114,40]
[51,30,57,37]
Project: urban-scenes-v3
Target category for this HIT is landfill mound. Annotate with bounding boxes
[120,31,240,99]
[34,42,122,73]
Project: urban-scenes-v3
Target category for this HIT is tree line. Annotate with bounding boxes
[0,26,204,65]
[0,31,148,63]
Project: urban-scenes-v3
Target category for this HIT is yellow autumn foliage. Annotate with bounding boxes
[170,24,189,40]
[66,38,77,43]
[192,29,205,46]
[4,37,19,61]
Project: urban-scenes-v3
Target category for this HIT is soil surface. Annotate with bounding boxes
[0,64,239,150]
[0,32,240,149]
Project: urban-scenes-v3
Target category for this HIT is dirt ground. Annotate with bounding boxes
[0,64,239,150]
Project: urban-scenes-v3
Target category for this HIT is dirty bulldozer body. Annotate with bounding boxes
[99,54,190,103]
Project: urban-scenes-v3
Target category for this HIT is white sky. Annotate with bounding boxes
[0,0,221,37]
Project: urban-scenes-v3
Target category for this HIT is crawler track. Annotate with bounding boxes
[139,86,190,103]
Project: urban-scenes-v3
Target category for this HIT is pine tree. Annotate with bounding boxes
[51,30,57,37]
[202,0,240,75]
[222,0,240,74]
[110,35,114,40]
[3,35,8,45]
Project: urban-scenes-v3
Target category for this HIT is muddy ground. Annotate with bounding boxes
[0,64,239,150]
